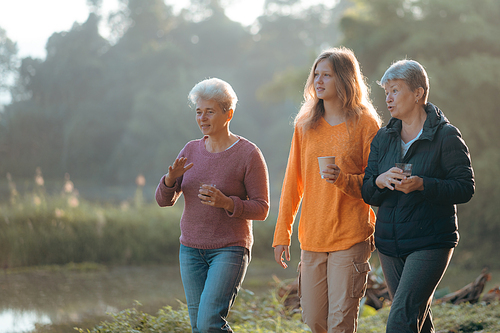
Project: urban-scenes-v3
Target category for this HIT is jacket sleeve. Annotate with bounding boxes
[226,147,270,221]
[420,125,475,205]
[362,130,391,206]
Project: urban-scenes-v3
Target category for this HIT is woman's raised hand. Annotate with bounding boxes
[164,157,193,187]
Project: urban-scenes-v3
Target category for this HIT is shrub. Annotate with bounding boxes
[75,292,500,333]
[0,193,183,268]
[75,290,310,333]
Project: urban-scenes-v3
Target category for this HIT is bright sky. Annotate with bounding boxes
[0,0,331,105]
[0,0,266,59]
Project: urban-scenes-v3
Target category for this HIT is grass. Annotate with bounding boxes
[69,291,500,333]
[3,173,500,332]
[0,185,184,268]
[0,174,295,269]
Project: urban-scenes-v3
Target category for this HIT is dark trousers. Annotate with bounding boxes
[379,248,454,333]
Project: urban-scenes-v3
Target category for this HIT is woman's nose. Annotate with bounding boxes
[386,94,392,103]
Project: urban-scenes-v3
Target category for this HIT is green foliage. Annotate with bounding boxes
[74,292,500,333]
[0,26,18,90]
[0,174,291,268]
[0,0,349,186]
[75,290,310,333]
[230,289,308,332]
[341,0,500,269]
[1,0,500,271]
[0,181,183,268]
[432,302,500,332]
[75,301,192,333]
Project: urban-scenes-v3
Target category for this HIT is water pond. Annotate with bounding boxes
[1,261,498,333]
[0,263,298,332]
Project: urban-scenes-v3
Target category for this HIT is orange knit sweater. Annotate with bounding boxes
[273,114,380,252]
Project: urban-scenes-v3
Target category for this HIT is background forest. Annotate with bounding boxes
[1,0,500,269]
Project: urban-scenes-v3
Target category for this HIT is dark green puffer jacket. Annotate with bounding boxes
[362,103,474,257]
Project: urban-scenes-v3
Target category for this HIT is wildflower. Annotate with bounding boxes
[6,172,19,205]
[55,208,65,218]
[68,196,79,208]
[35,167,44,187]
[136,174,146,187]
[63,173,75,193]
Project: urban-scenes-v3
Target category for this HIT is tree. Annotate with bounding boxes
[341,0,500,268]
[0,0,348,202]
[1,14,110,178]
[0,26,17,94]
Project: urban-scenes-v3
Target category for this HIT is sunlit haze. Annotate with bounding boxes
[0,0,267,59]
[0,0,270,105]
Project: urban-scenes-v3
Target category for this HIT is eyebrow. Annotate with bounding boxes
[386,83,399,90]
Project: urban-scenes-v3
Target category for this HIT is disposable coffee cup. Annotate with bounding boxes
[318,156,335,178]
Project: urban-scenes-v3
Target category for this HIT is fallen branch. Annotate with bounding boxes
[437,268,491,304]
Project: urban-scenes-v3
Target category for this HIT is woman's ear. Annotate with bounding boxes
[227,109,234,121]
[416,87,425,101]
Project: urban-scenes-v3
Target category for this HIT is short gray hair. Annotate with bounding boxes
[188,78,238,113]
[379,59,429,102]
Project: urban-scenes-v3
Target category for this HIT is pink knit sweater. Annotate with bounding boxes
[155,136,270,251]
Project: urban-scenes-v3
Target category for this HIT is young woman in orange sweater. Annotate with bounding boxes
[273,47,381,333]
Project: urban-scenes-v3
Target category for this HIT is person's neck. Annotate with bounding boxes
[401,106,427,143]
[322,99,345,126]
[205,131,237,153]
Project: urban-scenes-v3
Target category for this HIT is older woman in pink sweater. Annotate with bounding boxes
[155,78,270,333]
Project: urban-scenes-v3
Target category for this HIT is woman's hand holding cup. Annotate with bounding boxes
[199,184,235,213]
[318,156,339,183]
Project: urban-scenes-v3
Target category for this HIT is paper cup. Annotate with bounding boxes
[318,156,335,178]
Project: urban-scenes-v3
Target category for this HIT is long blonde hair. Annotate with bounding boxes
[295,47,381,132]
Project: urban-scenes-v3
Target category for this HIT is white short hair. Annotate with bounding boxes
[379,59,429,102]
[188,78,238,113]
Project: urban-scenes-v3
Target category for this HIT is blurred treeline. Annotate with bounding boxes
[1,0,500,268]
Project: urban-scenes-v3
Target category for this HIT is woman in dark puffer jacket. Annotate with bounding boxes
[362,59,474,333]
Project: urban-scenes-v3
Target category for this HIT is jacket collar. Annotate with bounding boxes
[386,102,449,142]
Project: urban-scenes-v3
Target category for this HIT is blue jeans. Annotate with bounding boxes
[179,244,249,333]
[379,248,453,333]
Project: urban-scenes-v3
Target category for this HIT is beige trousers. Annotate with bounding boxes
[299,239,373,333]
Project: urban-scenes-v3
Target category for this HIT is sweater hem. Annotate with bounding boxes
[180,240,252,251]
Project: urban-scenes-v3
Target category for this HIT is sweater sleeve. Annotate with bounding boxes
[362,130,391,206]
[420,125,475,205]
[155,148,185,207]
[335,116,380,200]
[155,174,183,207]
[273,127,303,247]
[227,147,270,220]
